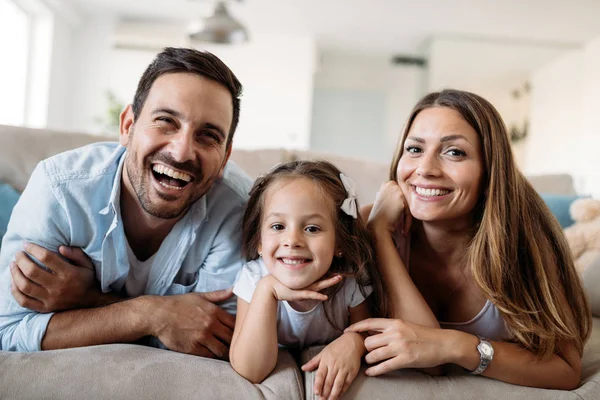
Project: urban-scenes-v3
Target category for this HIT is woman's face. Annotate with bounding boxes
[396,107,485,225]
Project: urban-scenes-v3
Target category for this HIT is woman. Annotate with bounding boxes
[346,89,591,389]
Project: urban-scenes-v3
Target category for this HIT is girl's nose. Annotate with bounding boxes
[283,229,304,248]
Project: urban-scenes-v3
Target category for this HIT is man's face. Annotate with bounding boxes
[120,72,233,220]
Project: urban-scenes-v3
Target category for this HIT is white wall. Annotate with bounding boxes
[527,35,600,197]
[56,16,317,149]
[426,37,572,168]
[312,52,425,162]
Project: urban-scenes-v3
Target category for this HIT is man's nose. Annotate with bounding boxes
[169,129,195,162]
[416,152,442,178]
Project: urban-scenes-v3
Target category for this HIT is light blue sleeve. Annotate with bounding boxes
[195,203,247,315]
[0,162,70,351]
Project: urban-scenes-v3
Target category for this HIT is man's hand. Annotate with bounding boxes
[10,243,97,313]
[149,288,236,359]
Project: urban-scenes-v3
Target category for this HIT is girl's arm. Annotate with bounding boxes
[230,276,280,383]
[347,318,582,390]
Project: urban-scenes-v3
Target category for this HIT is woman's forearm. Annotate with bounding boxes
[446,330,582,390]
[230,280,279,383]
[371,228,438,328]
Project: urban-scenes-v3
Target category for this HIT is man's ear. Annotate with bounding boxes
[217,145,233,179]
[119,104,135,146]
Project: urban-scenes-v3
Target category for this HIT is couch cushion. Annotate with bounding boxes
[0,125,114,192]
[0,182,20,244]
[0,344,303,400]
[583,256,600,317]
[541,194,588,228]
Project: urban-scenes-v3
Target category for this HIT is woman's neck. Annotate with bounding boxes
[411,218,475,267]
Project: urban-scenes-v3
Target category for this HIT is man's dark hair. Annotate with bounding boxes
[132,47,242,148]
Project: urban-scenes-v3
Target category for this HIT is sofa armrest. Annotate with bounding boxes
[0,344,304,400]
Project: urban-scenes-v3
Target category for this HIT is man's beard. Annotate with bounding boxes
[125,150,205,220]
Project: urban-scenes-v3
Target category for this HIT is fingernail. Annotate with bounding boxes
[21,241,29,251]
[10,262,15,270]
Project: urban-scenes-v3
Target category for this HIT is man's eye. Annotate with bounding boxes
[270,223,284,231]
[305,226,321,233]
[157,117,174,124]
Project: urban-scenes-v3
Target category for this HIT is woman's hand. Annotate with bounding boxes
[301,332,365,400]
[345,318,450,376]
[368,181,412,235]
[263,274,342,302]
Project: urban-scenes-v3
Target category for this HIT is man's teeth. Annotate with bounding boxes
[152,165,192,182]
[281,258,308,265]
[415,186,450,197]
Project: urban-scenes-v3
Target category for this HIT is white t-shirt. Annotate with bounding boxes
[124,240,157,298]
[233,258,372,348]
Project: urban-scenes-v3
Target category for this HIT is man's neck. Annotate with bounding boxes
[119,175,180,262]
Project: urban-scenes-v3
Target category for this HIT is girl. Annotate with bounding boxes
[346,89,592,389]
[230,160,385,400]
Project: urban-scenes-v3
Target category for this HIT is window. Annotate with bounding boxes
[0,0,29,126]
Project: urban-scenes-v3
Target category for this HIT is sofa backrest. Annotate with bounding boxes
[0,124,578,205]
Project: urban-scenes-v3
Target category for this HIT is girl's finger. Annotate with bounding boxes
[301,352,321,372]
[364,357,401,377]
[292,290,327,302]
[309,274,342,292]
[313,362,328,396]
[328,371,347,400]
[321,368,336,399]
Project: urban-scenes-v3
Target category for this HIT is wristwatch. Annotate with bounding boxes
[471,335,494,375]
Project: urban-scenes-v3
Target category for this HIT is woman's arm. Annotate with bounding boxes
[450,330,582,390]
[230,277,279,383]
[362,191,438,328]
[347,318,582,390]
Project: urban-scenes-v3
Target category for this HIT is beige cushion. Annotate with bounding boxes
[0,344,303,400]
[527,174,577,196]
[0,125,114,192]
[583,256,600,317]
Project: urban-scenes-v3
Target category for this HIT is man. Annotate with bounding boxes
[0,47,252,359]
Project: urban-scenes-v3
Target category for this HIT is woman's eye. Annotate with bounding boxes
[305,226,321,233]
[405,146,421,154]
[446,148,466,157]
[270,223,284,231]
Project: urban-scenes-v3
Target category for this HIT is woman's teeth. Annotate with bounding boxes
[415,186,450,197]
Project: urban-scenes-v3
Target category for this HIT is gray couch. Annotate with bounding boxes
[1,124,599,399]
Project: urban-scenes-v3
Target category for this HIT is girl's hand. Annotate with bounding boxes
[368,181,412,236]
[345,318,449,376]
[301,333,365,400]
[262,274,342,302]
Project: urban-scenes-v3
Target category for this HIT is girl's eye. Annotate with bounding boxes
[405,146,422,154]
[270,223,285,231]
[305,225,321,233]
[446,148,466,157]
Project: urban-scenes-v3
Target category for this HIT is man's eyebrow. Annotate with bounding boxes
[151,108,182,118]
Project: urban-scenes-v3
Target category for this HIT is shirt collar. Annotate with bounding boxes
[99,146,126,216]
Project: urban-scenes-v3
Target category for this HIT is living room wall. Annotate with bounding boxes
[527,35,600,197]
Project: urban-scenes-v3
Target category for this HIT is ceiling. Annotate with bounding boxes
[64,0,600,56]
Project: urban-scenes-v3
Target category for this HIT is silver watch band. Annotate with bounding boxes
[471,335,494,375]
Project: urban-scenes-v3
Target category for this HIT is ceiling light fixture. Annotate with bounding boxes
[189,1,248,45]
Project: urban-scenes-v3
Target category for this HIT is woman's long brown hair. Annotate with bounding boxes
[389,89,591,359]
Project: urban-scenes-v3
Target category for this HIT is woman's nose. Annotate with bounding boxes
[416,153,442,178]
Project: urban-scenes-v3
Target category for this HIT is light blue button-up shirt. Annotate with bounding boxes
[0,142,252,351]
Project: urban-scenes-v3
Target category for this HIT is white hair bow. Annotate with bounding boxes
[339,173,358,219]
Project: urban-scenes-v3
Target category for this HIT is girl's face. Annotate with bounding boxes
[258,177,338,290]
[397,107,484,225]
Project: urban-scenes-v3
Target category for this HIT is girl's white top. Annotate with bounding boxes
[233,258,372,348]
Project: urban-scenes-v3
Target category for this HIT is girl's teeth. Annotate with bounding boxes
[415,187,450,197]
[282,258,306,265]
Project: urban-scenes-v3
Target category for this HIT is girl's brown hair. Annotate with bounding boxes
[389,89,591,359]
[242,160,387,327]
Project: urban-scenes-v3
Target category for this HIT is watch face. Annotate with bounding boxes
[480,342,493,357]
